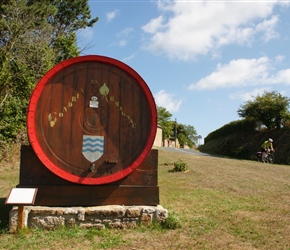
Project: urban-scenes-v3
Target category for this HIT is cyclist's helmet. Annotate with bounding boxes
[268,138,273,142]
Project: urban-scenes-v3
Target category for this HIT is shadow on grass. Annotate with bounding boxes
[0,198,13,232]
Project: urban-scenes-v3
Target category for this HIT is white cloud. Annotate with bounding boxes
[142,16,164,34]
[255,15,279,42]
[189,57,273,90]
[229,88,271,101]
[154,90,182,112]
[142,1,288,60]
[118,39,127,46]
[116,27,134,47]
[106,10,119,23]
[117,27,134,38]
[229,88,287,104]
[78,28,94,40]
[275,55,285,64]
[77,28,96,53]
[122,53,137,62]
[188,56,290,90]
[274,69,290,84]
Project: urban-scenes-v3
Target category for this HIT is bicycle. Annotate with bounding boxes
[256,149,275,163]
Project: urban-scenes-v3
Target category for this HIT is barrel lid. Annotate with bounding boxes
[27,55,157,185]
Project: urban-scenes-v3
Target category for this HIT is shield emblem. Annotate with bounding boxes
[82,135,104,162]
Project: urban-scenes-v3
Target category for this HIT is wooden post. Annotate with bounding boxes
[6,188,38,231]
[17,205,25,230]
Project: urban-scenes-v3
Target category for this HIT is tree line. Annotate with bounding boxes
[238,91,290,130]
[159,90,290,148]
[0,0,98,159]
[157,106,198,148]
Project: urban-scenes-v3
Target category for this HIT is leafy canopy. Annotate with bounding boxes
[157,106,197,148]
[176,123,197,148]
[157,106,173,140]
[238,91,290,130]
[0,0,98,159]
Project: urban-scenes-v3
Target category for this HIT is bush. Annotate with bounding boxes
[0,96,27,142]
[171,159,188,172]
[205,119,256,143]
[160,212,182,229]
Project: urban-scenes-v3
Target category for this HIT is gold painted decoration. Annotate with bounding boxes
[48,113,57,127]
[99,83,109,99]
[48,82,135,128]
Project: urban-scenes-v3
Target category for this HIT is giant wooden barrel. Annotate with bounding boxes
[27,55,157,185]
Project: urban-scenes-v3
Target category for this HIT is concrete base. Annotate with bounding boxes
[9,205,168,232]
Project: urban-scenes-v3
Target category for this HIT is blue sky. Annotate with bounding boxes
[77,0,290,143]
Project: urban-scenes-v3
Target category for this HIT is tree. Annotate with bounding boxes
[157,106,173,140]
[45,0,98,63]
[0,0,98,149]
[0,0,57,144]
[184,124,197,146]
[238,91,290,130]
[176,123,197,148]
[0,1,56,96]
[157,106,198,148]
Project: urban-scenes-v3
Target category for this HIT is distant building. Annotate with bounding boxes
[153,124,163,147]
[153,124,183,148]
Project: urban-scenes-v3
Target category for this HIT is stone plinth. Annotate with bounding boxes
[9,205,168,232]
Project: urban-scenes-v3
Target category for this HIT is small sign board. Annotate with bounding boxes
[5,188,38,205]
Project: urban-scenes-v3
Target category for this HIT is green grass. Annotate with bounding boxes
[0,148,290,249]
[0,227,127,250]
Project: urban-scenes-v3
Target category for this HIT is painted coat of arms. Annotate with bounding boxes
[82,135,104,162]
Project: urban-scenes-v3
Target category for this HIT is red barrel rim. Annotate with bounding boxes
[27,55,157,185]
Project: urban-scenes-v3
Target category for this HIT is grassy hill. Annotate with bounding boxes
[199,128,290,165]
[0,148,290,249]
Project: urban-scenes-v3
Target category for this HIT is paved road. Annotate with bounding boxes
[159,147,211,156]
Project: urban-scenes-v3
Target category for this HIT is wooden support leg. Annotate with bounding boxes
[17,205,25,231]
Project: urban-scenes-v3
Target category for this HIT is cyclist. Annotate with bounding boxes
[261,138,274,162]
